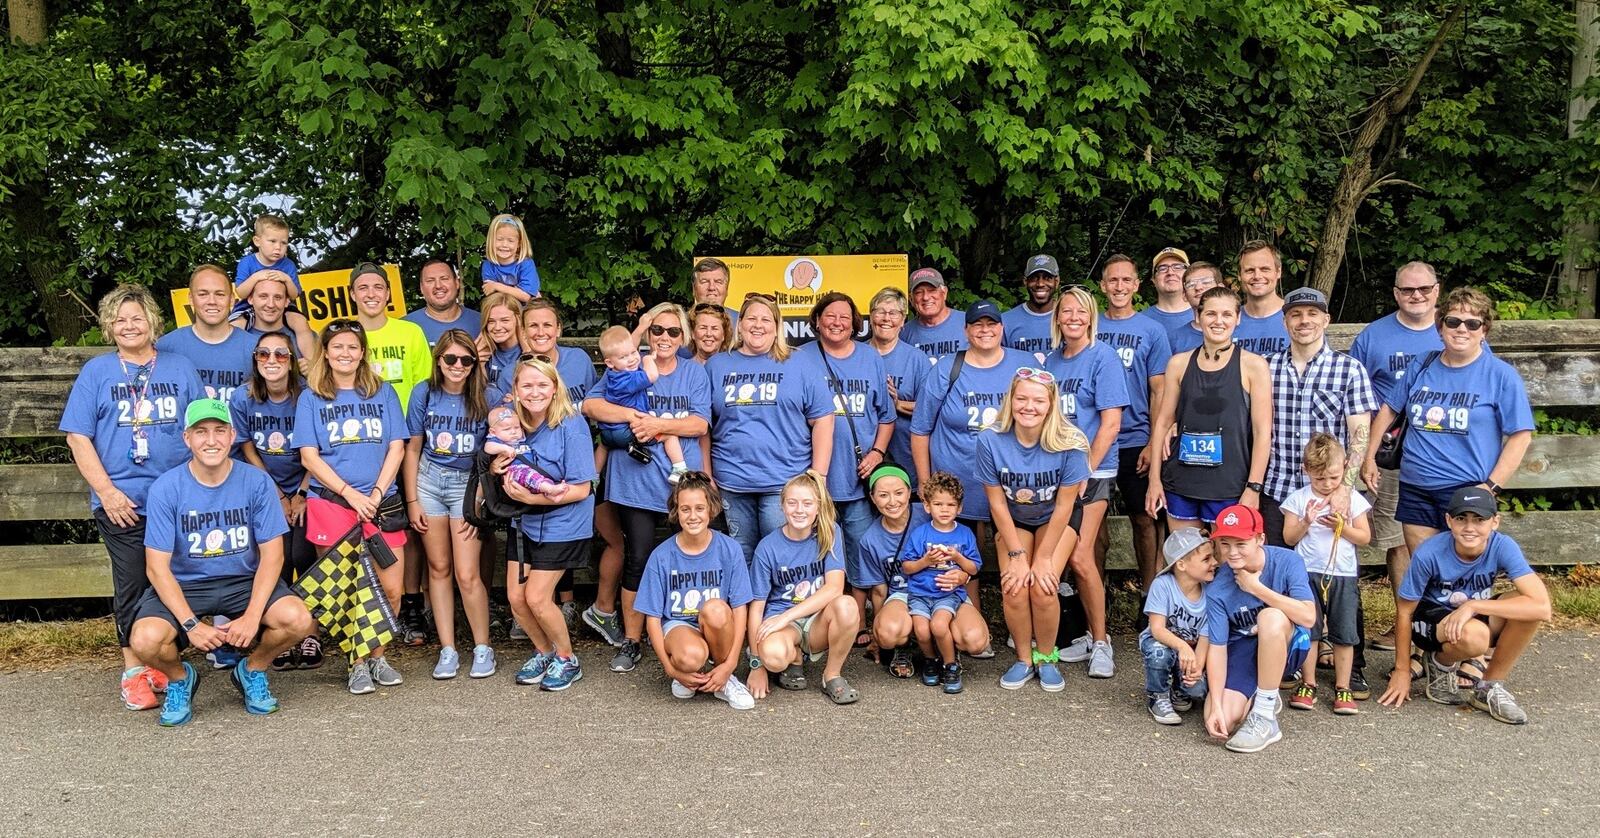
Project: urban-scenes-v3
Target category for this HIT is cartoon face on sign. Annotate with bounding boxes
[203,529,226,556]
[266,431,287,453]
[785,258,823,292]
[1424,405,1446,431]
[341,418,362,442]
[434,431,454,453]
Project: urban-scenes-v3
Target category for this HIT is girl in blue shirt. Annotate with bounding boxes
[479,213,541,302]
[293,319,409,694]
[61,284,204,709]
[401,329,494,681]
[475,293,523,391]
[745,471,861,704]
[858,465,935,679]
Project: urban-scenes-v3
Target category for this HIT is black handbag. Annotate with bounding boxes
[1373,350,1440,471]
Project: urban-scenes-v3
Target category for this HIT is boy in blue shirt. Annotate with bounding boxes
[1378,487,1550,725]
[1202,504,1317,754]
[1141,528,1216,725]
[230,215,316,359]
[900,472,983,694]
[596,324,687,481]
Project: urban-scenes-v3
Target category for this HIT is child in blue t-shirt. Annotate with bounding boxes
[899,472,982,694]
[480,213,541,301]
[229,215,316,359]
[595,324,686,482]
[1140,528,1216,725]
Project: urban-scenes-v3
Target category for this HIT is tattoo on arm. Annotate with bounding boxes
[1346,420,1370,486]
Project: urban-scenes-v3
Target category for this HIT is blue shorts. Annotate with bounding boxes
[133,575,298,651]
[908,593,964,620]
[1395,481,1472,531]
[884,590,909,606]
[1165,493,1233,524]
[1224,625,1311,696]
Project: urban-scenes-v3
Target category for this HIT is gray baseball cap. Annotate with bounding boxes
[1159,527,1210,575]
[1025,254,1060,277]
[910,267,946,290]
[1283,286,1328,313]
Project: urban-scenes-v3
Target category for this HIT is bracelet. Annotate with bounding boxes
[869,447,886,457]
[1006,549,1026,558]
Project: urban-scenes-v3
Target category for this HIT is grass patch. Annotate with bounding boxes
[0,616,118,670]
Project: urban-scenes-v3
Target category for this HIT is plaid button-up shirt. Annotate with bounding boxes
[1264,342,1378,500]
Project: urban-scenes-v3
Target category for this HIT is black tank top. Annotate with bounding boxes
[1164,346,1250,501]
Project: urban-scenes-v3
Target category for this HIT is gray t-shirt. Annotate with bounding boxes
[1140,573,1208,645]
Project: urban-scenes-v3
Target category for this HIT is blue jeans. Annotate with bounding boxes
[1139,631,1208,697]
[722,489,785,562]
[835,497,876,587]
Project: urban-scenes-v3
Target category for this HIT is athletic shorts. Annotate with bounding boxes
[1165,494,1233,524]
[306,496,407,551]
[1307,573,1361,646]
[1365,467,1404,550]
[507,536,591,572]
[1080,476,1113,506]
[133,575,298,650]
[1395,481,1475,532]
[1407,599,1492,653]
[1114,446,1150,516]
[1224,625,1311,696]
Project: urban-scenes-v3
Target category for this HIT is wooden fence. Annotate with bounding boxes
[2,321,1597,599]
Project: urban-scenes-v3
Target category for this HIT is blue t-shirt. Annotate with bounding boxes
[1348,312,1444,407]
[406,384,484,471]
[489,344,596,408]
[144,462,290,583]
[403,307,483,348]
[900,520,982,599]
[1096,312,1173,448]
[1383,351,1534,490]
[511,414,599,544]
[1205,546,1314,645]
[598,368,652,420]
[591,360,713,514]
[1140,306,1196,351]
[797,342,895,502]
[1234,310,1289,357]
[1001,304,1054,360]
[854,509,928,591]
[482,257,541,298]
[236,252,300,289]
[228,387,304,495]
[1044,340,1130,477]
[879,340,931,477]
[485,345,522,394]
[59,351,205,511]
[910,348,1035,520]
[155,326,257,403]
[292,384,407,495]
[1140,573,1209,645]
[704,350,834,494]
[1170,323,1203,354]
[635,532,754,623]
[751,524,846,619]
[974,430,1091,527]
[1399,531,1534,610]
[901,313,968,359]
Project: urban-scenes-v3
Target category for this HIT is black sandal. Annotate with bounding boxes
[853,629,873,649]
[888,647,914,679]
[778,663,807,691]
[822,676,859,705]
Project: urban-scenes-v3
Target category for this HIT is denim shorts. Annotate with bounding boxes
[416,458,471,518]
[663,618,699,637]
[908,592,964,620]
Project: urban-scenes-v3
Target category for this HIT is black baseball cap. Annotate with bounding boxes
[1447,487,1498,518]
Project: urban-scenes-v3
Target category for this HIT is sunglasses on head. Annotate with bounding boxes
[439,353,476,367]
[1442,315,1484,331]
[691,302,723,314]
[743,292,776,304]
[649,325,683,338]
[1015,367,1056,384]
[253,347,293,361]
[518,352,552,364]
[325,319,364,334]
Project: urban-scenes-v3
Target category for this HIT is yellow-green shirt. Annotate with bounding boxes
[365,318,432,411]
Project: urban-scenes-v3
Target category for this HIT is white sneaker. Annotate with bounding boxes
[670,679,695,699]
[1087,640,1115,679]
[714,675,756,710]
[1061,633,1093,663]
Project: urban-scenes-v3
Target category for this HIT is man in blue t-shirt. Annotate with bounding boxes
[127,399,315,727]
[1202,504,1316,754]
[901,268,968,359]
[156,265,258,403]
[403,259,482,347]
[1378,488,1549,725]
[1002,254,1059,359]
[1233,241,1290,357]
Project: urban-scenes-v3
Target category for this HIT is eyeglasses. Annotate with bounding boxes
[1184,276,1219,290]
[439,353,475,367]
[325,319,364,334]
[649,325,683,338]
[1442,315,1485,331]
[1396,283,1438,297]
[1155,263,1189,274]
[253,348,293,361]
[1014,367,1057,384]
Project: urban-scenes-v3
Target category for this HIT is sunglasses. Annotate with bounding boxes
[1442,315,1485,331]
[649,325,683,338]
[253,348,293,361]
[1015,367,1057,384]
[1396,283,1438,297]
[518,352,552,364]
[439,353,475,367]
[743,292,776,304]
[325,319,364,334]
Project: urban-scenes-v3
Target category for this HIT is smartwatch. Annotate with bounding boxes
[1486,480,1504,496]
[747,655,762,671]
[181,616,201,633]
[1245,481,1265,494]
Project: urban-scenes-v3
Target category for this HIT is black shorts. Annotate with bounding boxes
[1307,573,1360,646]
[1408,598,1492,653]
[1114,446,1149,516]
[133,575,298,649]
[1081,476,1113,506]
[507,535,592,572]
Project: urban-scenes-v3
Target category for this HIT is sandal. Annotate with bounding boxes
[853,630,873,649]
[1458,657,1487,688]
[778,663,807,691]
[822,676,859,705]
[888,647,914,679]
[1316,640,1334,671]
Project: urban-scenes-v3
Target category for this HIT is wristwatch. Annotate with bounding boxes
[1486,480,1504,496]
[747,655,762,671]
[1245,481,1265,494]
[181,616,201,633]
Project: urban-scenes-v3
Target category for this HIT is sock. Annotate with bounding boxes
[590,606,615,618]
[123,666,144,678]
[670,461,687,472]
[1432,652,1458,671]
[1253,688,1280,717]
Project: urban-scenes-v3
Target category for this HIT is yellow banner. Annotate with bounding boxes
[702,254,908,341]
[171,265,407,329]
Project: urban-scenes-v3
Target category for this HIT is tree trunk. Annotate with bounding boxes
[6,0,48,42]
[1560,0,1599,318]
[1308,3,1465,296]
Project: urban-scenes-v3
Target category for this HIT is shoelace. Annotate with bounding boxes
[1482,683,1513,706]
[241,669,273,702]
[164,680,189,711]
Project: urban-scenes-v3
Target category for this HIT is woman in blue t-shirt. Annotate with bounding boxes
[294,319,409,695]
[867,287,930,482]
[61,284,203,709]
[857,465,937,678]
[745,471,862,704]
[496,357,597,692]
[978,369,1093,691]
[687,303,732,364]
[1361,287,1534,550]
[475,293,523,390]
[705,294,836,559]
[401,329,493,680]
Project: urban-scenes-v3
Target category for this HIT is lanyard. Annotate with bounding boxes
[119,351,157,438]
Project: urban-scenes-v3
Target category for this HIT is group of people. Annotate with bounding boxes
[61,215,1551,752]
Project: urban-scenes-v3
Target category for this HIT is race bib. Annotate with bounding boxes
[1178,431,1223,467]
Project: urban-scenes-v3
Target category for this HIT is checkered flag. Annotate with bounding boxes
[293,524,396,665]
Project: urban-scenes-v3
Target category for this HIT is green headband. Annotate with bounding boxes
[868,464,911,492]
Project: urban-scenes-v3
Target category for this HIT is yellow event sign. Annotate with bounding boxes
[704,254,908,341]
[171,264,407,329]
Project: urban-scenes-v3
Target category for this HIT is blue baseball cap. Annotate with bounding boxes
[965,300,1003,325]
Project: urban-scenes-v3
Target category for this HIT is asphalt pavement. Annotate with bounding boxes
[3,631,1598,837]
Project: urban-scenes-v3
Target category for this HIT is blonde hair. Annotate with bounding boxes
[598,325,636,358]
[510,357,577,430]
[869,286,909,317]
[643,301,690,340]
[477,292,523,349]
[97,283,166,342]
[783,470,838,566]
[1050,285,1099,350]
[307,322,383,399]
[734,294,791,361]
[485,213,532,265]
[1302,431,1344,475]
[254,214,290,236]
[992,375,1090,453]
[189,263,231,290]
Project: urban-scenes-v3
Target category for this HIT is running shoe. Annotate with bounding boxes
[560,601,578,631]
[919,657,941,687]
[399,603,427,647]
[516,651,553,685]
[121,666,160,711]
[1289,683,1317,710]
[158,662,198,727]
[1061,633,1093,663]
[1087,640,1115,679]
[433,646,460,680]
[271,647,298,672]
[1369,628,1396,651]
[1333,688,1359,715]
[999,662,1036,690]
[967,642,996,660]
[1348,668,1370,700]
[369,656,403,686]
[582,606,625,647]
[714,675,756,710]
[231,659,279,715]
[347,660,374,695]
[297,635,324,670]
[610,639,642,673]
[469,644,497,679]
[1425,654,1463,706]
[1225,712,1282,754]
[1148,693,1181,725]
[541,655,582,691]
[207,646,242,671]
[1470,681,1528,725]
[509,621,529,642]
[941,662,964,694]
[670,679,696,699]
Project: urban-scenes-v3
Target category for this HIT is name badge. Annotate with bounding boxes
[131,436,150,463]
[1178,431,1222,467]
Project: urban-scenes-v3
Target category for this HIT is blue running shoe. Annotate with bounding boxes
[941,662,964,695]
[159,662,198,727]
[515,651,553,685]
[231,659,279,715]
[541,655,583,692]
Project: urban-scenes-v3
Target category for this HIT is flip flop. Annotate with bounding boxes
[888,647,914,679]
[822,676,859,705]
[778,663,807,691]
[853,630,873,649]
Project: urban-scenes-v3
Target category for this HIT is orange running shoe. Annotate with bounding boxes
[121,667,159,710]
